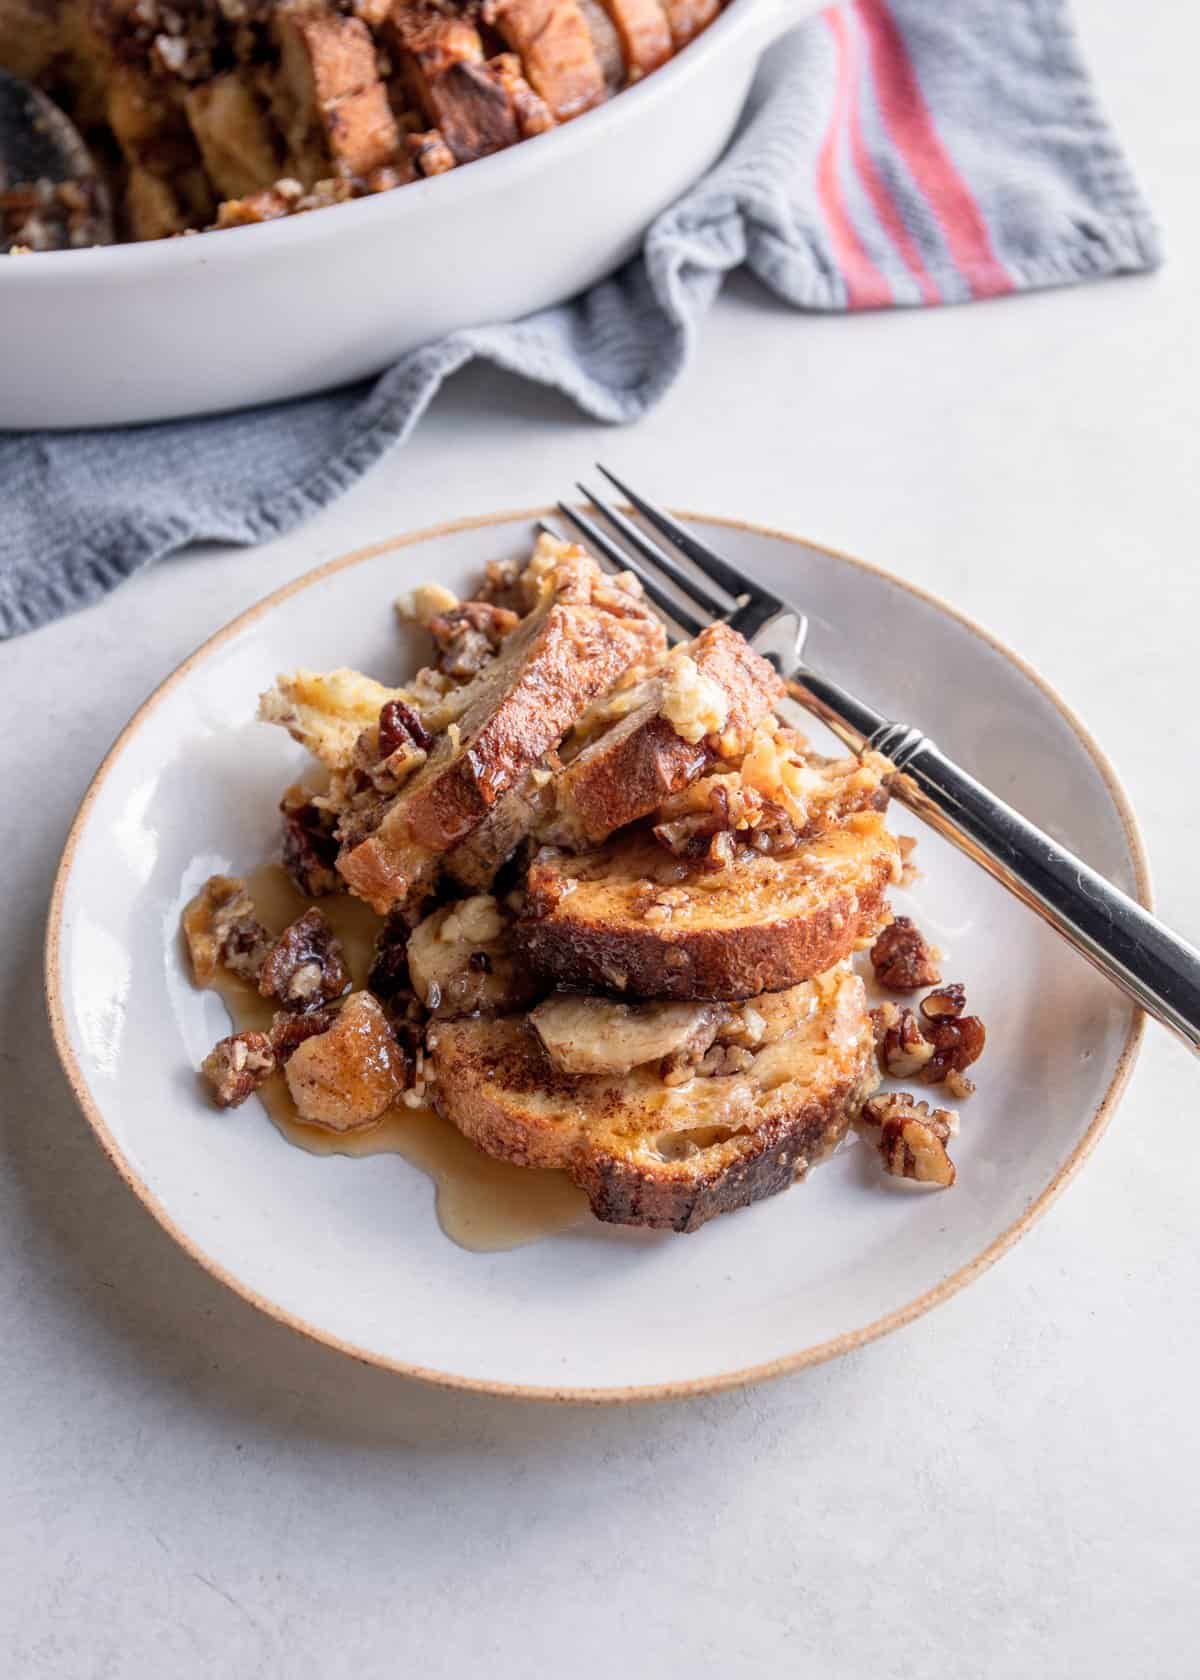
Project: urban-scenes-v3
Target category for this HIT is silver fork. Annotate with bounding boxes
[552,466,1200,1056]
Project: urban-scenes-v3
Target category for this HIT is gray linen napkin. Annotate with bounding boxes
[0,0,1159,638]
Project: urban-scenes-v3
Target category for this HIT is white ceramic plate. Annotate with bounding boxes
[46,511,1146,1400]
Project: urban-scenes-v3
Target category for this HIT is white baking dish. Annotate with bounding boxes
[0,0,806,429]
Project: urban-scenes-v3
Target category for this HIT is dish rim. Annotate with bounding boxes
[0,0,781,284]
[44,507,1149,1404]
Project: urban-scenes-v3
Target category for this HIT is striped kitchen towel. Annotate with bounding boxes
[0,0,1159,636]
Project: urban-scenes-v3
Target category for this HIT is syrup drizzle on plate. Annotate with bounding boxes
[202,865,588,1252]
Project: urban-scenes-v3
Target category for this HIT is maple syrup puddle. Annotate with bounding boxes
[202,865,588,1252]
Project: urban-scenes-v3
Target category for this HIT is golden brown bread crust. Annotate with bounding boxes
[516,813,900,1000]
[337,555,665,912]
[553,622,784,847]
[485,0,608,119]
[430,966,877,1231]
[596,0,673,78]
[578,0,625,93]
[272,9,401,185]
[661,0,720,47]
[556,712,707,847]
[386,11,522,164]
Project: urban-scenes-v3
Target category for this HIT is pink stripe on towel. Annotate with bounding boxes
[818,7,894,309]
[852,0,1014,298]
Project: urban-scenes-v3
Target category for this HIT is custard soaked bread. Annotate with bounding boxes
[188,527,969,1232]
[337,546,664,912]
[518,809,900,1000]
[548,623,784,848]
[430,963,878,1232]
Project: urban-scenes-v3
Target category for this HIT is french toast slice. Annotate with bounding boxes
[550,622,784,848]
[485,0,609,120]
[184,71,281,201]
[516,809,900,1000]
[270,7,401,185]
[385,10,522,164]
[595,0,673,78]
[661,0,721,48]
[337,546,665,912]
[430,962,878,1232]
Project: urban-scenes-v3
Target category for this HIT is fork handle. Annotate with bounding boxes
[789,666,1200,1054]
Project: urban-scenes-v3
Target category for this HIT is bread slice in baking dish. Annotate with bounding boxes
[430,962,878,1232]
[516,810,901,1000]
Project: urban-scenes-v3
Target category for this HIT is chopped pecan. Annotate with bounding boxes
[872,1002,935,1078]
[427,601,519,680]
[524,848,576,918]
[745,799,801,857]
[201,1031,276,1109]
[378,697,433,755]
[182,875,273,986]
[268,1006,339,1065]
[280,785,340,897]
[408,129,457,177]
[920,983,966,1021]
[367,913,413,1001]
[872,995,984,1089]
[475,556,524,614]
[352,699,431,795]
[367,915,428,1052]
[921,1012,986,1086]
[860,1091,957,1187]
[652,780,799,867]
[870,916,941,991]
[696,1042,756,1077]
[258,910,350,1010]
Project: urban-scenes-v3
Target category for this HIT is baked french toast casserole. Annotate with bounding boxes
[1,0,730,246]
[182,533,987,1232]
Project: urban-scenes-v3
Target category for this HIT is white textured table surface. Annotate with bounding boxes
[5,7,1198,1676]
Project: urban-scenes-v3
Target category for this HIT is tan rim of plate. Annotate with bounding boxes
[44,509,1150,1405]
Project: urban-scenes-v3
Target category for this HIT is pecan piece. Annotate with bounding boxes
[860,1091,957,1187]
[872,1002,934,1079]
[258,910,350,1010]
[921,1012,986,1087]
[367,915,428,1049]
[280,784,340,897]
[475,556,524,614]
[872,997,984,1090]
[269,1006,339,1064]
[870,916,941,990]
[378,697,433,755]
[920,983,966,1021]
[367,913,415,1001]
[182,875,273,986]
[427,601,519,680]
[201,1031,276,1109]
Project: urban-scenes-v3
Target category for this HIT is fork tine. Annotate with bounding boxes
[576,481,730,621]
[555,502,704,638]
[595,464,770,604]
